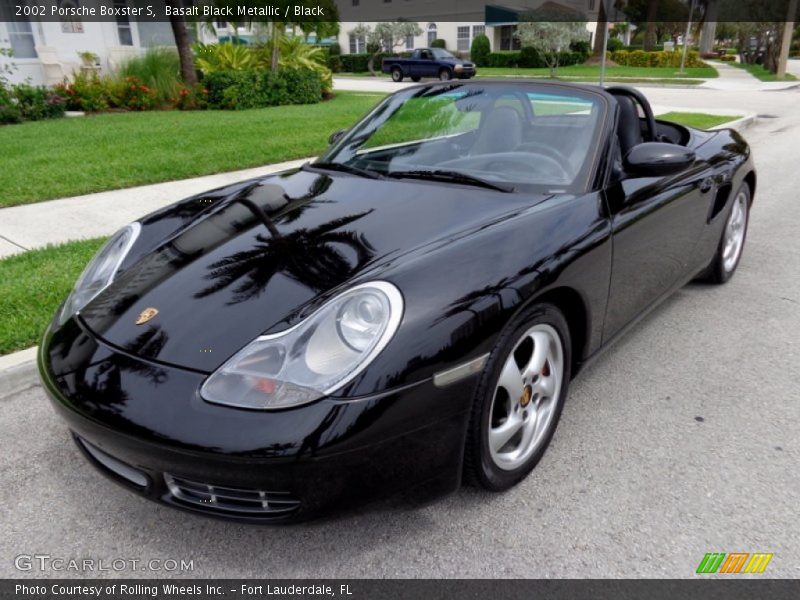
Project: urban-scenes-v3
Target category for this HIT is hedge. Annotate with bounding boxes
[485,49,587,69]
[470,34,491,67]
[608,50,707,68]
[330,52,393,73]
[204,68,322,110]
[431,39,446,49]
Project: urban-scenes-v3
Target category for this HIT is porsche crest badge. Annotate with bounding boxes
[135,307,159,325]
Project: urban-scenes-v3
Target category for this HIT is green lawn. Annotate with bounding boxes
[658,112,741,129]
[339,64,717,81]
[0,92,386,208]
[727,61,798,81]
[0,238,106,355]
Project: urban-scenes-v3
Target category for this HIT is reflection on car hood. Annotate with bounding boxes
[79,169,549,372]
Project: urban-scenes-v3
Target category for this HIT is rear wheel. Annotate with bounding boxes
[439,68,452,81]
[464,303,571,491]
[707,183,751,284]
[391,67,404,82]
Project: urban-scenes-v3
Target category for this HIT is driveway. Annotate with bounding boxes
[2,85,799,579]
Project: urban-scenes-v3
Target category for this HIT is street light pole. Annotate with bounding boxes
[599,0,610,86]
[679,0,697,75]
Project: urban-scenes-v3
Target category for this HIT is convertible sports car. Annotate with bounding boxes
[40,81,754,522]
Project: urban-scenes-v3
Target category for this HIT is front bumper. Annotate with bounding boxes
[39,318,476,522]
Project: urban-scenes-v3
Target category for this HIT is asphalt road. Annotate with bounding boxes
[1,85,799,579]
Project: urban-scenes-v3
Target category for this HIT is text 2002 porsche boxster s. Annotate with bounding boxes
[40,82,755,522]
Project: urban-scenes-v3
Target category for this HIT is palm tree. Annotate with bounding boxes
[165,0,198,86]
[195,211,376,304]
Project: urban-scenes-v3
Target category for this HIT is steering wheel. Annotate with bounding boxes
[606,85,658,142]
[514,141,570,166]
[440,152,572,183]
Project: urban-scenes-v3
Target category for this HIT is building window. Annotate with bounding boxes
[0,1,37,58]
[349,34,366,54]
[588,0,596,10]
[457,26,470,52]
[500,25,521,51]
[114,0,133,45]
[427,23,437,46]
[405,34,414,50]
[472,25,485,39]
[59,0,84,34]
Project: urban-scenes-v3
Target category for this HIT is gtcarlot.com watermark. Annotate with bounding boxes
[14,554,194,573]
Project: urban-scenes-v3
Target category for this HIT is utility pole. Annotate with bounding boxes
[679,0,697,75]
[776,0,798,79]
[599,0,610,86]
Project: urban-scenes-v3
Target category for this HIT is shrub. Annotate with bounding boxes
[608,49,707,68]
[470,34,491,66]
[719,54,737,62]
[329,42,341,56]
[53,71,114,112]
[116,76,158,111]
[486,50,586,69]
[606,37,624,52]
[12,84,65,120]
[172,84,209,110]
[430,39,446,49]
[338,52,391,72]
[203,68,322,110]
[327,55,344,73]
[194,42,256,74]
[570,40,591,59]
[118,47,181,104]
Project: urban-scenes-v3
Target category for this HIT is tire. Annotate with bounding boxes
[706,182,751,284]
[411,75,421,82]
[464,303,572,491]
[438,68,452,81]
[391,67,403,82]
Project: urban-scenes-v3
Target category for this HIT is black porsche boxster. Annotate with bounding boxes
[40,81,755,522]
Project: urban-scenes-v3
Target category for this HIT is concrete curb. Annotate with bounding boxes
[0,347,39,399]
[711,113,757,132]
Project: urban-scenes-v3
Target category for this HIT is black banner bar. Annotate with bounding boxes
[1,0,799,23]
[3,580,800,600]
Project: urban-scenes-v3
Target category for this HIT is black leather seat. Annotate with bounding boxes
[470,106,523,155]
[615,95,642,157]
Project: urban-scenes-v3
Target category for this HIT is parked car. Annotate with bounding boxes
[40,81,755,522]
[382,48,476,81]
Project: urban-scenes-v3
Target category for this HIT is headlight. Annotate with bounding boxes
[454,64,464,72]
[200,281,403,410]
[58,222,141,325]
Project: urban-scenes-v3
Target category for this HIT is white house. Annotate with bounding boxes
[0,0,187,85]
[336,0,603,55]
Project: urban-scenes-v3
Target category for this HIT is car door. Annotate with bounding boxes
[602,139,713,341]
[419,50,437,77]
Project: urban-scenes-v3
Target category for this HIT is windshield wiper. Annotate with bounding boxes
[386,169,514,193]
[304,161,384,180]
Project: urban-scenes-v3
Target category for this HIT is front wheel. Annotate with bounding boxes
[707,183,751,284]
[391,67,404,82]
[439,68,452,81]
[464,303,571,491]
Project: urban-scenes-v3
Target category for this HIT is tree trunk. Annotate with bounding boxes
[368,53,377,76]
[165,0,197,86]
[270,22,280,72]
[644,0,659,51]
[592,0,608,58]
[776,0,799,78]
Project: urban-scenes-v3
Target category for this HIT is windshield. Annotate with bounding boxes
[431,48,455,59]
[319,83,607,193]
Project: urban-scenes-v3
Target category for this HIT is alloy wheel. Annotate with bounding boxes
[488,323,564,471]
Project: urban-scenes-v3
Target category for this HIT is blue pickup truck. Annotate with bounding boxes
[381,48,477,82]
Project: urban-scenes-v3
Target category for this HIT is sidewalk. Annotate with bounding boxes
[0,157,310,259]
[700,60,800,91]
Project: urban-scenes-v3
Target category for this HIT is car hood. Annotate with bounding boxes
[78,168,548,373]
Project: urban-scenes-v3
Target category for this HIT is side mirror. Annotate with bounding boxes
[624,142,695,177]
[328,129,347,145]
